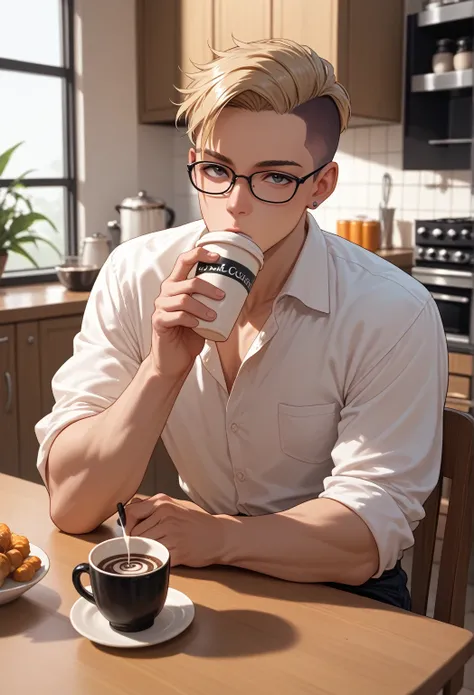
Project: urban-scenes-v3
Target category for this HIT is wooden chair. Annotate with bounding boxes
[411,407,474,695]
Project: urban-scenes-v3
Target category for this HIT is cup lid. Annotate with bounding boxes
[195,231,264,269]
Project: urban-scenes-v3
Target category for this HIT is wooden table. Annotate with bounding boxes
[2,473,473,695]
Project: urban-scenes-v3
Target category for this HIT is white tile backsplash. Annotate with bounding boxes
[320,125,473,243]
[167,124,473,247]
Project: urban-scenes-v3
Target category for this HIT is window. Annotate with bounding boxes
[0,0,77,284]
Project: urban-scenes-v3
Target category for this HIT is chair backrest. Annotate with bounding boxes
[411,407,474,695]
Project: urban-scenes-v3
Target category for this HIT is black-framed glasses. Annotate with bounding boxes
[186,160,329,204]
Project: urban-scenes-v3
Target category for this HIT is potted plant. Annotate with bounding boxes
[0,142,61,280]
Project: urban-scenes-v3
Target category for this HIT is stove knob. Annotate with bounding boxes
[416,226,428,237]
[453,250,470,264]
[437,249,450,262]
[425,247,437,260]
[416,247,425,260]
[461,228,472,240]
[432,228,443,238]
[447,228,458,239]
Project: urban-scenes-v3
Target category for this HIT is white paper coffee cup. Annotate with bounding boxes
[190,231,264,342]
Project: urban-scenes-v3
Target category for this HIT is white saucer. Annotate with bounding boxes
[70,586,195,648]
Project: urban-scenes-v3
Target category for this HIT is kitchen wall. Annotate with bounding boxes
[76,0,473,250]
[75,0,175,244]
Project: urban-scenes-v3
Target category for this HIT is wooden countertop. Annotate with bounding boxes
[377,247,413,268]
[2,472,473,695]
[0,283,89,324]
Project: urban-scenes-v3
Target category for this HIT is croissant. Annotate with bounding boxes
[10,534,30,560]
[0,552,11,588]
[12,556,42,583]
[0,523,11,553]
[6,548,23,572]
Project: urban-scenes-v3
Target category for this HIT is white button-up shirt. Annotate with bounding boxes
[35,213,448,577]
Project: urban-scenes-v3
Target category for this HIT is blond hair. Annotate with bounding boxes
[174,36,351,149]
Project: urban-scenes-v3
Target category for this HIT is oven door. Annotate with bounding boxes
[412,268,473,344]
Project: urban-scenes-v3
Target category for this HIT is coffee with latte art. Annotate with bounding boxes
[97,553,162,576]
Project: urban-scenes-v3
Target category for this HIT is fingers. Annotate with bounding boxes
[160,294,217,322]
[168,247,219,283]
[131,511,163,537]
[164,276,225,301]
[123,500,155,535]
[124,494,174,535]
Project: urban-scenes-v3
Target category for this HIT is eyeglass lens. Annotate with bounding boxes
[190,162,299,203]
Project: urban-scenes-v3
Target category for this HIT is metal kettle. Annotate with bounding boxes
[81,232,111,268]
[112,190,176,243]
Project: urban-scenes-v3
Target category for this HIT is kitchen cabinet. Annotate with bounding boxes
[13,316,83,484]
[38,316,82,415]
[137,0,404,126]
[0,325,19,478]
[0,284,180,499]
[16,322,42,484]
[213,0,271,51]
[137,0,214,123]
[272,0,404,126]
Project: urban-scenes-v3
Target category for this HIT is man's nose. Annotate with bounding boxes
[226,177,253,216]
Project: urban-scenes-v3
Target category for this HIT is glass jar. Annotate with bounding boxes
[336,220,351,240]
[433,38,454,74]
[454,37,473,71]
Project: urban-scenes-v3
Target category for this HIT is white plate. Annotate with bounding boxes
[69,586,195,648]
[0,543,50,606]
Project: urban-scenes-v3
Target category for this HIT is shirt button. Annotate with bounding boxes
[230,423,239,433]
[236,471,245,482]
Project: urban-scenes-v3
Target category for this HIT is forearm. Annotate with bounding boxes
[218,498,379,585]
[46,355,189,535]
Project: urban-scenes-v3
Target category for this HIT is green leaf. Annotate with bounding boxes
[0,142,24,177]
[14,234,39,248]
[16,233,61,256]
[9,190,33,213]
[8,212,56,239]
[7,241,40,268]
[0,169,36,207]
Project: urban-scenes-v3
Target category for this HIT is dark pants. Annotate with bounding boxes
[325,560,412,611]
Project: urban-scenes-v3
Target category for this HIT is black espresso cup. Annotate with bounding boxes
[72,536,170,633]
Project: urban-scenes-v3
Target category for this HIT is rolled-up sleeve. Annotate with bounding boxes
[35,251,142,486]
[319,297,448,578]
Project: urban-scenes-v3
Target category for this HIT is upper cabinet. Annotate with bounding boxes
[137,0,214,123]
[136,0,404,127]
[213,0,272,51]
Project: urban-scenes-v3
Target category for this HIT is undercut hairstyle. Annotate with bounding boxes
[175,36,351,167]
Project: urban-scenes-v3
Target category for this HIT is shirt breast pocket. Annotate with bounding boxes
[278,402,339,465]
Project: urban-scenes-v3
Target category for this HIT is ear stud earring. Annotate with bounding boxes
[313,201,318,208]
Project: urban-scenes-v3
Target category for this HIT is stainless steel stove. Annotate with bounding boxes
[412,217,474,345]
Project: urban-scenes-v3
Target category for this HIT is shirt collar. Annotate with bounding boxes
[278,212,330,314]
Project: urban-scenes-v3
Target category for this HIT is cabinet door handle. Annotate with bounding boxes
[4,371,12,413]
[0,336,8,344]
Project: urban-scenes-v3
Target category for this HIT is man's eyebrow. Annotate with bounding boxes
[197,148,303,169]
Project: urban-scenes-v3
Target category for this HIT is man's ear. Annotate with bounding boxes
[188,147,197,165]
[311,161,339,207]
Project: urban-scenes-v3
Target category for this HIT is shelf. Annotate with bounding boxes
[418,0,474,27]
[411,69,473,91]
[429,137,473,144]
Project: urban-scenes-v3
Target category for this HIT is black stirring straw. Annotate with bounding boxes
[117,502,126,529]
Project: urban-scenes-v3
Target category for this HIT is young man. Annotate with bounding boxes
[35,38,448,610]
